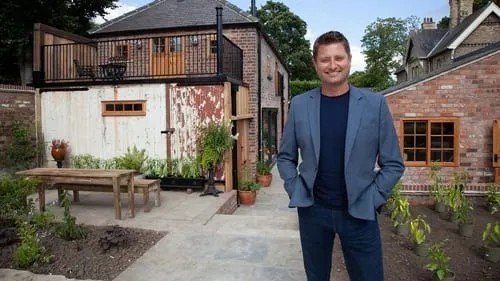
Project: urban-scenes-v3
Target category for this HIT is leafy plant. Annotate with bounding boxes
[387,180,403,212]
[56,190,87,241]
[426,241,452,281]
[70,154,101,169]
[447,173,467,214]
[197,120,234,170]
[455,197,474,225]
[486,183,499,214]
[164,158,180,177]
[115,145,148,172]
[429,161,447,204]
[238,181,261,192]
[256,159,271,175]
[141,158,166,178]
[0,176,39,221]
[410,215,431,245]
[30,211,55,231]
[180,157,202,178]
[390,197,411,227]
[14,221,45,268]
[482,221,500,248]
[6,122,37,169]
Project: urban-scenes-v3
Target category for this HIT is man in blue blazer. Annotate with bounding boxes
[277,31,405,281]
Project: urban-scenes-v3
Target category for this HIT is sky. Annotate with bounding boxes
[94,0,451,72]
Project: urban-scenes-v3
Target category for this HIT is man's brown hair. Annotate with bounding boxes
[312,31,351,60]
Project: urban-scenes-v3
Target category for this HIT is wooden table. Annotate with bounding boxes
[16,168,136,220]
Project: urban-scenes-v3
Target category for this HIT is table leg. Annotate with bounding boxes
[38,183,46,212]
[113,177,121,220]
[128,175,135,218]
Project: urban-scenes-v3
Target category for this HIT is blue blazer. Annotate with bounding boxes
[277,86,405,220]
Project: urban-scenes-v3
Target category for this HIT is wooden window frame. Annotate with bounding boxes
[114,44,129,60]
[102,100,146,117]
[400,118,460,167]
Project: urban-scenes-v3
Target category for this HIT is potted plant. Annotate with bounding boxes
[430,162,447,213]
[386,180,402,215]
[456,197,474,237]
[426,241,456,281]
[482,221,500,262]
[486,183,499,214]
[390,197,411,236]
[410,215,432,256]
[197,120,235,196]
[115,145,148,174]
[238,180,261,205]
[50,139,69,162]
[256,159,272,187]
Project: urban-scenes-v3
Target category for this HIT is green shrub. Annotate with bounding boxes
[55,191,87,241]
[0,177,39,220]
[116,145,147,171]
[6,123,37,169]
[70,154,101,169]
[426,241,451,280]
[290,80,321,99]
[14,222,42,268]
[30,211,55,231]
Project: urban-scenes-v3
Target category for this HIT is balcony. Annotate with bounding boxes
[36,33,243,87]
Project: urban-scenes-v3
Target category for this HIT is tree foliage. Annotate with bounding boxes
[360,17,414,91]
[255,1,316,80]
[0,0,118,84]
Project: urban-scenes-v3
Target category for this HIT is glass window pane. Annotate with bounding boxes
[416,122,427,134]
[443,122,454,135]
[443,150,454,162]
[443,136,454,148]
[416,136,426,148]
[404,136,414,147]
[416,149,426,161]
[431,123,441,135]
[404,149,414,161]
[124,104,133,111]
[105,104,114,111]
[431,136,441,148]
[115,104,123,111]
[431,150,442,161]
[134,104,142,111]
[403,122,414,134]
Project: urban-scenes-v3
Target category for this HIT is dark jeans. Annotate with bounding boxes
[297,204,383,281]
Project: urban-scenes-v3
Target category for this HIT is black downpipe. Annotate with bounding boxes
[257,31,262,162]
[216,6,223,77]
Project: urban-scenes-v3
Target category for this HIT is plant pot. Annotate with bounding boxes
[448,211,459,224]
[458,223,474,237]
[238,190,256,205]
[484,246,500,263]
[441,270,456,281]
[51,148,66,161]
[435,201,446,213]
[414,242,429,257]
[256,173,272,187]
[396,223,409,236]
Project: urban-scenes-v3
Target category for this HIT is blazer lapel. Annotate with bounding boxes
[307,89,321,164]
[345,87,364,163]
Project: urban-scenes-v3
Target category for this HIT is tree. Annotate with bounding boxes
[255,1,316,80]
[348,71,375,88]
[360,17,411,91]
[0,0,118,85]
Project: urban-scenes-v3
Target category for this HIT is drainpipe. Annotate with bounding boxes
[257,30,262,162]
[251,0,256,16]
[216,6,223,78]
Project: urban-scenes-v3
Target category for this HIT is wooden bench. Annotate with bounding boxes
[58,179,161,213]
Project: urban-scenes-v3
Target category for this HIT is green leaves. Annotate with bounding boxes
[426,241,450,281]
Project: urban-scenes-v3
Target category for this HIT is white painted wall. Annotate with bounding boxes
[41,84,167,164]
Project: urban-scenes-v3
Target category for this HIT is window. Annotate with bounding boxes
[102,100,146,116]
[153,37,165,53]
[115,45,129,59]
[209,40,217,54]
[169,37,182,53]
[401,119,459,166]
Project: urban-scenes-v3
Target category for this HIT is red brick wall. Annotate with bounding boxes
[385,52,500,191]
[0,85,36,168]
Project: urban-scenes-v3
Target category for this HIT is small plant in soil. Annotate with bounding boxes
[410,215,431,245]
[426,240,454,280]
[55,190,87,241]
[486,183,499,214]
[482,221,500,248]
[14,221,51,268]
[98,225,130,253]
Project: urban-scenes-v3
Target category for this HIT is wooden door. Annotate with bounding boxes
[151,36,185,76]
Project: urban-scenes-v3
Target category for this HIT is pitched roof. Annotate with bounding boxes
[90,0,258,35]
[382,41,500,96]
[408,29,448,58]
[427,3,498,57]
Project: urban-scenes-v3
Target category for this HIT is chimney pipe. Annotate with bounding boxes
[251,0,256,16]
[216,6,224,77]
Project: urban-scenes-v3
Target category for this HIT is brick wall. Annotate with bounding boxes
[224,27,259,177]
[385,52,500,191]
[0,85,36,168]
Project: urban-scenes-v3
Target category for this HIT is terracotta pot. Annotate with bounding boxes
[257,173,272,187]
[51,148,66,161]
[238,190,256,205]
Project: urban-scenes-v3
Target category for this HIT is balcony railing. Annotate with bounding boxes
[39,33,243,84]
